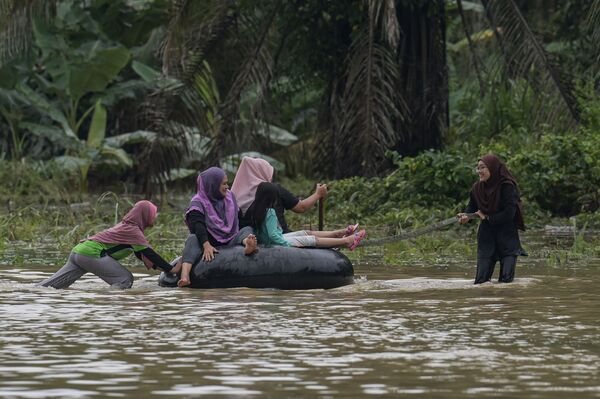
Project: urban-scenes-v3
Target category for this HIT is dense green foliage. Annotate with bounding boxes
[2,0,600,233]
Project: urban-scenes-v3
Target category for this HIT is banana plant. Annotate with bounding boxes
[8,11,136,189]
[51,100,133,191]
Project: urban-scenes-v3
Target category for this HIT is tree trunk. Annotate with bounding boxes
[393,0,448,156]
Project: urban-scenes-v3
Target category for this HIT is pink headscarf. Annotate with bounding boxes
[231,157,274,214]
[88,200,157,247]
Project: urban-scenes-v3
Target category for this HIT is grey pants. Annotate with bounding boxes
[182,226,254,264]
[38,253,134,289]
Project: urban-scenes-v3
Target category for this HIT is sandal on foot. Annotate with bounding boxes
[348,229,366,251]
[345,223,359,236]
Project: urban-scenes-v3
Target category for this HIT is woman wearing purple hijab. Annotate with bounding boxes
[39,200,175,289]
[178,167,257,287]
[458,154,526,284]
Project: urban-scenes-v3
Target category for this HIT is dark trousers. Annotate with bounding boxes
[475,256,517,284]
[182,226,254,264]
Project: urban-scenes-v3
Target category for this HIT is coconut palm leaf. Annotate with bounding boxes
[480,0,580,126]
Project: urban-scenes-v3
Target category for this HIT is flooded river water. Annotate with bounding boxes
[0,231,598,398]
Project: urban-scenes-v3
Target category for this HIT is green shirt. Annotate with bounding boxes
[256,208,291,247]
[72,240,147,260]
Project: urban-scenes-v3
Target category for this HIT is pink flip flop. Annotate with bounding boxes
[345,223,359,236]
[348,229,366,251]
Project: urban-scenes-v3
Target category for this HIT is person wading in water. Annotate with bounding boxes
[458,154,526,284]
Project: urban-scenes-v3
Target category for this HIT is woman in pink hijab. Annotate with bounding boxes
[39,200,176,289]
[231,157,329,233]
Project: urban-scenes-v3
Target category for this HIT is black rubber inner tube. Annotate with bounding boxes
[158,246,354,290]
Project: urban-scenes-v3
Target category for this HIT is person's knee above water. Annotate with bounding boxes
[247,182,366,250]
[178,167,257,287]
[457,154,526,284]
[231,156,328,233]
[38,200,175,289]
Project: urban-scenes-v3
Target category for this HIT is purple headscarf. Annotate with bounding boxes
[186,167,239,244]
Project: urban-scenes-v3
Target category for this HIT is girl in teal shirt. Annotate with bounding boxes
[247,183,366,249]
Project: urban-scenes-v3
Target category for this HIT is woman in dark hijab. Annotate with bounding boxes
[458,154,526,284]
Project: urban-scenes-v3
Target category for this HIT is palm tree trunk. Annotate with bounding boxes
[394,0,448,156]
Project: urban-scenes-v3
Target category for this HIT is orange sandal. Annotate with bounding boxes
[348,229,366,251]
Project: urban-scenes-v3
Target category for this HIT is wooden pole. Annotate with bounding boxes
[318,196,324,231]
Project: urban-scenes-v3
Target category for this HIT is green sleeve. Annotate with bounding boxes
[132,244,147,252]
[264,209,291,247]
[72,240,104,258]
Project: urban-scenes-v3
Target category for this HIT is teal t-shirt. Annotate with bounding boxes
[256,208,291,247]
[72,240,147,260]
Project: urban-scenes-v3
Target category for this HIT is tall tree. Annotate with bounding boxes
[313,0,447,178]
[480,0,580,126]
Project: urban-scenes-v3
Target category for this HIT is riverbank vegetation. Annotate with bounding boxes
[2,0,600,259]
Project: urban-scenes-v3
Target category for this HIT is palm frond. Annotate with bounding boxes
[333,0,405,178]
[311,79,343,178]
[212,2,281,161]
[313,0,411,178]
[160,0,236,80]
[372,0,400,49]
[456,0,486,96]
[586,0,600,65]
[0,0,55,66]
[480,0,580,126]
[134,86,187,197]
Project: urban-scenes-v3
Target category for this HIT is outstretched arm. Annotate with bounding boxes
[291,184,327,213]
[135,248,173,272]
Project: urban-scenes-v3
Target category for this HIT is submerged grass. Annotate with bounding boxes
[0,193,600,267]
[2,178,600,269]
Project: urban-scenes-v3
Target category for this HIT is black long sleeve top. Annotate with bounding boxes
[133,247,174,272]
[238,184,299,233]
[465,183,524,259]
[186,210,221,247]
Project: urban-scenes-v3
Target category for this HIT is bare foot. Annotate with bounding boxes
[244,234,258,255]
[177,276,190,287]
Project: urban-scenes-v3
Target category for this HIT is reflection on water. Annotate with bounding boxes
[0,231,599,398]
